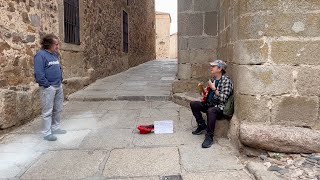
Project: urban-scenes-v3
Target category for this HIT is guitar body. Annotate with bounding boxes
[201,86,211,103]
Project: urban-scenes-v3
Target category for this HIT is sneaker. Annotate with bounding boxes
[44,134,57,141]
[202,135,214,148]
[52,129,67,134]
[192,125,206,135]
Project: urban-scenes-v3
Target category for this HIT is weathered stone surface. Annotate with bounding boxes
[272,41,320,65]
[183,171,252,180]
[103,148,180,177]
[239,0,320,14]
[235,94,270,123]
[21,151,106,179]
[239,14,320,39]
[191,64,210,79]
[271,96,319,128]
[234,40,268,64]
[195,0,218,12]
[172,79,199,93]
[178,37,188,50]
[240,123,320,153]
[178,0,193,12]
[296,67,320,96]
[21,12,30,24]
[180,145,244,172]
[190,49,215,64]
[246,162,282,180]
[188,37,218,50]
[205,11,218,36]
[29,14,40,27]
[234,65,293,95]
[177,63,192,80]
[178,13,204,36]
[178,50,190,63]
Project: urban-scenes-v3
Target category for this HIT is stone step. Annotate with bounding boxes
[68,93,172,102]
[172,92,230,138]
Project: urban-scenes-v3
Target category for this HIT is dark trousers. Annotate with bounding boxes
[190,101,223,136]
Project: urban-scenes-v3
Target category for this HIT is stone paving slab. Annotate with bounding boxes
[133,131,204,147]
[79,129,133,150]
[182,171,253,180]
[21,150,107,180]
[103,147,180,178]
[179,144,244,173]
[0,152,42,178]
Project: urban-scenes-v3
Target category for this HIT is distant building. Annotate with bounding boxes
[155,11,171,59]
[170,33,177,59]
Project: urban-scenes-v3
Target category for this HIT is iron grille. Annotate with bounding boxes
[64,0,80,45]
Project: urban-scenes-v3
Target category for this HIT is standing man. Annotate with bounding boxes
[34,34,66,141]
[190,60,233,148]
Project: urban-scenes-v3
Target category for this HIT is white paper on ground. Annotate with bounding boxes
[154,120,173,134]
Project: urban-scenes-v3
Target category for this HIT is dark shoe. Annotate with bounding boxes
[192,125,207,135]
[44,134,57,141]
[202,135,214,148]
[52,129,67,134]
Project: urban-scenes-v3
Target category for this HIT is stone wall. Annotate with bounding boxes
[0,0,155,130]
[156,12,171,59]
[173,0,219,93]
[217,0,320,152]
[170,33,178,59]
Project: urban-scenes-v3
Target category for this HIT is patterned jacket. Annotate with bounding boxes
[205,75,233,111]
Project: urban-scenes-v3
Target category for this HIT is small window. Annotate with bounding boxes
[123,11,128,53]
[64,0,80,45]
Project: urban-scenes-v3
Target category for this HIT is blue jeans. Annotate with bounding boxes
[40,85,64,136]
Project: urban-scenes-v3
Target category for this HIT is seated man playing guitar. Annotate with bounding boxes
[190,59,233,148]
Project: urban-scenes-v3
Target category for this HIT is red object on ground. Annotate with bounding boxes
[137,124,154,134]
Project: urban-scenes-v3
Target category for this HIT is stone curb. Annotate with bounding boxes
[68,95,172,102]
[246,162,282,180]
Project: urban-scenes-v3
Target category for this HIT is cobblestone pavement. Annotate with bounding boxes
[0,59,253,179]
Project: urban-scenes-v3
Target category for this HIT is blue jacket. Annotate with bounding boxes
[33,50,62,88]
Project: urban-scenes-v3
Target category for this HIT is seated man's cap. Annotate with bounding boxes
[209,59,227,70]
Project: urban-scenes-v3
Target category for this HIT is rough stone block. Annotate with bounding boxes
[178,50,190,63]
[235,94,270,123]
[234,65,293,95]
[178,37,188,50]
[177,63,192,80]
[205,11,218,36]
[297,67,320,96]
[234,40,268,64]
[178,13,204,36]
[172,79,199,93]
[188,37,218,50]
[271,96,319,128]
[190,49,215,64]
[240,123,320,153]
[239,0,320,14]
[191,64,210,79]
[178,0,193,12]
[194,0,218,12]
[239,14,320,39]
[272,41,320,65]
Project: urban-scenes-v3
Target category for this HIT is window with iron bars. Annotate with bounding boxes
[64,0,80,45]
[123,10,128,53]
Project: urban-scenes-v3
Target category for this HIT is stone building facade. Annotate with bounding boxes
[176,0,320,153]
[0,0,155,130]
[170,33,178,59]
[155,11,171,59]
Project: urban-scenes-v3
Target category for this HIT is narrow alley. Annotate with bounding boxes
[0,59,252,179]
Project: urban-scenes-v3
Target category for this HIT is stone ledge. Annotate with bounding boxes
[240,123,320,153]
[172,92,230,138]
